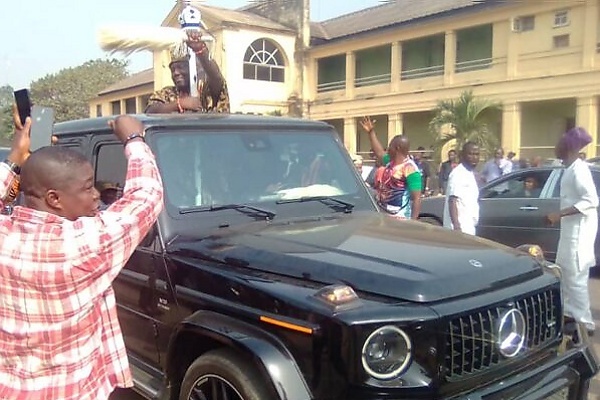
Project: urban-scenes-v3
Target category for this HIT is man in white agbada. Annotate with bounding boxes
[443,142,481,235]
[546,127,598,334]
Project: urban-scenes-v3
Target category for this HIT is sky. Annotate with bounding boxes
[0,0,381,89]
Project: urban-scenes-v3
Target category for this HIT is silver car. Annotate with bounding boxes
[419,165,600,263]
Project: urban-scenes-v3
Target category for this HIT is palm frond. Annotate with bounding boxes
[429,90,500,159]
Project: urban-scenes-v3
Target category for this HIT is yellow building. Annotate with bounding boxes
[308,0,600,159]
[90,0,600,159]
[89,69,153,117]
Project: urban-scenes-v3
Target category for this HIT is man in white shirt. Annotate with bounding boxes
[443,142,480,235]
[546,127,598,335]
[481,148,512,183]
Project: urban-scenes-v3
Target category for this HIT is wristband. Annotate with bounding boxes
[2,159,21,175]
[124,133,144,146]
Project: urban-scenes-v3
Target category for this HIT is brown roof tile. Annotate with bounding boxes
[198,4,293,32]
[316,0,492,41]
[98,68,154,96]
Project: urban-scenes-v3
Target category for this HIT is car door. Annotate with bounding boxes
[477,168,560,255]
[592,169,600,267]
[93,136,163,365]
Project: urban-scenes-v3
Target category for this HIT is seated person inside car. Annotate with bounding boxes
[521,175,542,198]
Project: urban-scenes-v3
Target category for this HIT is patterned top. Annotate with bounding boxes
[375,157,422,218]
[0,142,163,399]
[146,80,230,113]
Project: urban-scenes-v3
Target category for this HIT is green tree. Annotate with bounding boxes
[30,59,129,122]
[0,85,15,146]
[429,90,500,160]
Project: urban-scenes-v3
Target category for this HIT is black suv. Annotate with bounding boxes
[53,114,598,400]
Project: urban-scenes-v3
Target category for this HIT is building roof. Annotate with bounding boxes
[98,68,154,96]
[313,0,495,41]
[161,3,293,33]
[198,4,293,32]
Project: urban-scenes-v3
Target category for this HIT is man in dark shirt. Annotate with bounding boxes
[413,146,431,195]
[438,149,458,195]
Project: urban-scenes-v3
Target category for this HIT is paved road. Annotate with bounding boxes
[111,273,600,400]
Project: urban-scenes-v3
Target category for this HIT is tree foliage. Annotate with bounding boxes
[30,59,129,122]
[429,90,500,160]
[0,85,14,146]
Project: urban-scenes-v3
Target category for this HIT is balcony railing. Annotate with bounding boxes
[317,80,345,93]
[354,73,391,88]
[401,64,444,80]
[455,57,493,73]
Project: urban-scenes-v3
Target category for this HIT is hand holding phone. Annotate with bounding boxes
[13,89,32,127]
[30,106,55,152]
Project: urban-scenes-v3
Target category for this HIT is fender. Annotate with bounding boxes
[166,310,313,400]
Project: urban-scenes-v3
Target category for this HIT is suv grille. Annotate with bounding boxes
[444,287,560,380]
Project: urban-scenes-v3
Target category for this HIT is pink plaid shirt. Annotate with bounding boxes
[0,142,163,400]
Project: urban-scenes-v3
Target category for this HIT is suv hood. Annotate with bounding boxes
[168,213,543,302]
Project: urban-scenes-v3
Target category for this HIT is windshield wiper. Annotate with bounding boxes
[276,196,354,213]
[179,204,276,220]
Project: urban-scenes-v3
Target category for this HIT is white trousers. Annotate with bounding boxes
[560,262,594,330]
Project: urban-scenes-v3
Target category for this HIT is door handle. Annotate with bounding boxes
[519,206,539,211]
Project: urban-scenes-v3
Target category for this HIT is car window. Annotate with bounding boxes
[153,130,362,209]
[95,142,127,206]
[481,170,552,199]
[593,171,600,197]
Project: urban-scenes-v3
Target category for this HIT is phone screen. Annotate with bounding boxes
[13,89,32,126]
[30,106,54,151]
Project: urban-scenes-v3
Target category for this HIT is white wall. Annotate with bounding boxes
[221,28,297,114]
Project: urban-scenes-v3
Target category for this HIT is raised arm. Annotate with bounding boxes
[0,106,32,205]
[75,116,164,291]
[359,116,386,163]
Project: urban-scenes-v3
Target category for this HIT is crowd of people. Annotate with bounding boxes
[358,115,598,338]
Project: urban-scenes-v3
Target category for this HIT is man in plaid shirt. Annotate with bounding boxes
[0,113,163,399]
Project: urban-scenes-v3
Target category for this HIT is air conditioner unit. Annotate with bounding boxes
[511,17,522,32]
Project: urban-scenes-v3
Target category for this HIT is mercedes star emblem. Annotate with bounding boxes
[497,308,526,358]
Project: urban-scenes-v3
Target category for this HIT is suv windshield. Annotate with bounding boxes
[152,129,372,217]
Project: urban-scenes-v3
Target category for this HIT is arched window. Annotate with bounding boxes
[243,39,285,82]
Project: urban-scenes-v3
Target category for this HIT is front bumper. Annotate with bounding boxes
[448,343,598,400]
[347,341,598,400]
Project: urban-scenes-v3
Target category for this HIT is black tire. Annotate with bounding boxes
[179,348,275,400]
[419,216,442,226]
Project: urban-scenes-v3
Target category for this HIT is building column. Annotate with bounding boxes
[444,30,456,86]
[343,117,358,154]
[345,51,355,100]
[390,41,401,91]
[506,27,518,78]
[387,113,404,144]
[120,99,126,115]
[582,0,599,69]
[502,102,521,155]
[577,96,598,157]
[136,96,144,114]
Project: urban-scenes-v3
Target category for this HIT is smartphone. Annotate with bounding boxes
[30,106,54,151]
[13,89,32,126]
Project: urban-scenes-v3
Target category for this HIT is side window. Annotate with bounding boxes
[593,171,600,198]
[481,171,551,199]
[95,142,127,208]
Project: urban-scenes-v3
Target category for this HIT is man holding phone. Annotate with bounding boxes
[0,108,163,399]
[14,89,55,152]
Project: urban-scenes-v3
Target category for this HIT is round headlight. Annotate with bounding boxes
[361,325,412,380]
